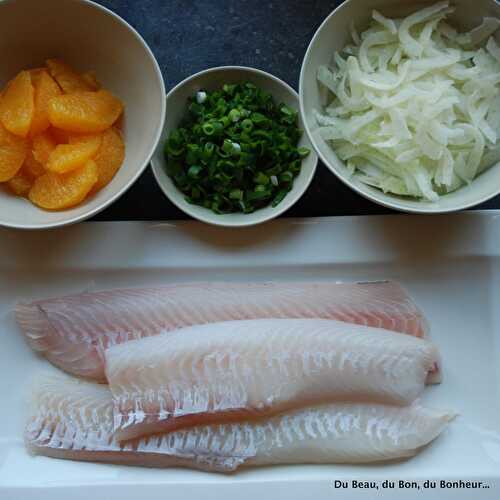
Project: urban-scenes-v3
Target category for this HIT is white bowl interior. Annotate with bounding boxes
[152,67,318,227]
[300,0,500,213]
[0,0,165,228]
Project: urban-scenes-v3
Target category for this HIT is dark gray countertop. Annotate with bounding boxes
[92,0,500,221]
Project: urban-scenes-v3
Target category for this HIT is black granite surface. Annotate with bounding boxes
[92,0,500,221]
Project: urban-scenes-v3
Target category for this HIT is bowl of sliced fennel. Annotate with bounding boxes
[300,0,500,213]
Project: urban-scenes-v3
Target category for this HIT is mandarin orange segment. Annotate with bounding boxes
[68,132,102,145]
[82,71,101,91]
[46,134,101,174]
[30,68,46,80]
[50,127,69,144]
[113,114,124,132]
[46,59,94,93]
[92,127,125,190]
[24,149,46,178]
[29,159,98,210]
[0,122,28,181]
[7,170,33,196]
[30,70,62,138]
[47,90,123,133]
[0,71,34,138]
[32,131,57,165]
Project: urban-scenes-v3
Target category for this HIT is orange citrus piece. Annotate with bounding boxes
[92,127,125,191]
[47,90,123,133]
[50,127,70,144]
[46,134,101,173]
[30,68,47,82]
[0,70,34,138]
[32,131,57,165]
[7,170,33,196]
[46,59,94,93]
[82,71,101,90]
[30,70,62,138]
[67,132,102,145]
[24,149,46,178]
[29,159,98,210]
[0,122,28,181]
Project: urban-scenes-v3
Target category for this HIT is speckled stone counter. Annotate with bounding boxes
[92,0,500,221]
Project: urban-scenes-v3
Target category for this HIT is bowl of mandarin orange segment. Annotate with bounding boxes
[0,0,166,229]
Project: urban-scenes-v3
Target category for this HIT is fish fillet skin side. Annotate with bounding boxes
[15,281,430,381]
[26,374,455,472]
[105,318,440,441]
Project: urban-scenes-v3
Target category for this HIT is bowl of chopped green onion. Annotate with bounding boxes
[151,66,318,227]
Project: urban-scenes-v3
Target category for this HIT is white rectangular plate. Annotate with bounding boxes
[1,213,500,500]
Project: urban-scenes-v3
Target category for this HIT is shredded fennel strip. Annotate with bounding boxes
[315,2,500,201]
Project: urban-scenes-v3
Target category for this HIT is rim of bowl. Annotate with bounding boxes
[299,0,500,215]
[2,0,166,230]
[151,65,318,228]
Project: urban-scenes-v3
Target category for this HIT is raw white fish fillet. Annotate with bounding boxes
[15,281,429,381]
[105,318,440,441]
[26,374,455,472]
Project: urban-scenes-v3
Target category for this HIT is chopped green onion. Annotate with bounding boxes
[196,91,207,104]
[229,188,243,200]
[254,172,269,185]
[298,147,311,158]
[280,105,295,116]
[272,189,289,207]
[185,144,199,165]
[202,122,215,136]
[279,171,294,183]
[203,142,215,160]
[223,83,237,95]
[228,109,241,122]
[251,112,267,125]
[241,119,254,132]
[188,165,203,178]
[222,139,234,155]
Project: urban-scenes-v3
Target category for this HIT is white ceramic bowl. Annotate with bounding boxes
[300,0,500,214]
[151,66,318,227]
[0,0,166,229]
